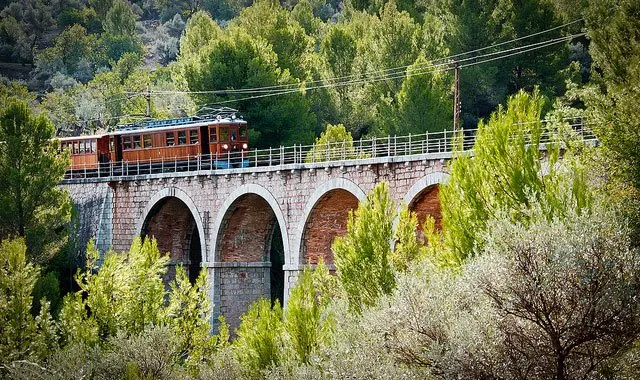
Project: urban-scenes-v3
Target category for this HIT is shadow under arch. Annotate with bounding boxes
[135,187,207,284]
[209,184,290,331]
[293,178,366,269]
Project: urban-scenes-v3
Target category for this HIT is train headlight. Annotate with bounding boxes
[223,144,229,150]
[242,143,248,149]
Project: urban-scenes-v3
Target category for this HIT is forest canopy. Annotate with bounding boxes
[0,0,593,146]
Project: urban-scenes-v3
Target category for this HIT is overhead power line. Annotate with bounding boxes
[201,33,586,105]
[142,18,585,97]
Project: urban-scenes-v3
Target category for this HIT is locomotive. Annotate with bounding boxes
[59,110,249,174]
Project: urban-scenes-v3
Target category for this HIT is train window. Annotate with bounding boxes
[143,135,152,148]
[110,138,115,151]
[219,127,229,142]
[189,130,198,144]
[209,127,217,142]
[91,140,97,153]
[79,141,85,154]
[166,132,175,146]
[133,135,141,149]
[178,130,187,145]
[240,126,247,138]
[73,141,79,154]
[123,136,132,150]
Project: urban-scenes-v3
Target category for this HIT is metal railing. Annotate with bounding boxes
[63,125,597,180]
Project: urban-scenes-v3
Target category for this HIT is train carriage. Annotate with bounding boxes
[60,110,250,176]
[59,135,110,171]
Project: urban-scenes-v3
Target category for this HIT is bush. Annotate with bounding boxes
[305,123,359,163]
[372,199,640,379]
[233,298,284,378]
[283,262,335,364]
[333,182,396,314]
[0,238,57,367]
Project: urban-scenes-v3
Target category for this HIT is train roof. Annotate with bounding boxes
[113,115,247,136]
[56,112,247,140]
[57,134,103,142]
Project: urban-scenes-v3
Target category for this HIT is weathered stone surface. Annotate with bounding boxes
[62,153,450,329]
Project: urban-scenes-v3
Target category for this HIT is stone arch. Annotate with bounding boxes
[403,171,449,235]
[210,184,289,331]
[136,186,206,283]
[294,178,366,268]
[210,184,289,264]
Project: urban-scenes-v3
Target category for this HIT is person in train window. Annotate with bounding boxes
[231,133,236,141]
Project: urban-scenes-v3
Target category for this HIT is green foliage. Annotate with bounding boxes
[582,0,640,190]
[167,266,217,372]
[0,238,57,366]
[180,29,316,148]
[439,89,592,264]
[333,181,396,314]
[283,263,335,364]
[31,271,62,317]
[177,11,221,62]
[305,123,358,162]
[101,0,144,62]
[393,56,453,135]
[233,298,284,378]
[232,0,313,80]
[60,238,168,345]
[34,24,100,84]
[391,205,425,272]
[0,99,71,262]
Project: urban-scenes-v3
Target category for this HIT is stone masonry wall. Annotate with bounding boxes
[62,153,450,330]
[64,182,113,263]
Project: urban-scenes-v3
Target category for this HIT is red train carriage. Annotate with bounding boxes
[59,135,109,171]
[60,110,250,176]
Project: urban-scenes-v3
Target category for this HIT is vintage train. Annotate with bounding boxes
[59,111,249,174]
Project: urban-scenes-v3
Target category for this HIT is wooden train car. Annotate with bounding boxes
[59,134,110,170]
[60,111,250,173]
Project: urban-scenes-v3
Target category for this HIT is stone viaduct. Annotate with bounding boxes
[62,151,451,330]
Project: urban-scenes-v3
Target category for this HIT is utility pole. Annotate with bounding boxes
[453,61,461,131]
[145,84,151,118]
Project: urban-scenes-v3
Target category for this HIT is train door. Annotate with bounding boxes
[97,136,110,163]
[110,135,123,161]
[200,125,210,155]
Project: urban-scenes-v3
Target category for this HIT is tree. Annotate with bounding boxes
[101,0,144,63]
[231,0,313,80]
[390,205,425,272]
[181,30,316,148]
[333,181,396,314]
[582,0,640,189]
[0,100,71,262]
[60,238,168,346]
[0,238,57,366]
[439,89,591,264]
[320,23,357,118]
[373,198,640,379]
[0,0,58,63]
[283,262,335,364]
[305,123,357,163]
[177,11,221,62]
[393,56,453,135]
[166,266,218,372]
[233,298,284,378]
[479,207,640,379]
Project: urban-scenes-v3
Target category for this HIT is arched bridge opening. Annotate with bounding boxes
[141,197,203,284]
[407,184,442,241]
[215,193,285,331]
[301,189,360,266]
